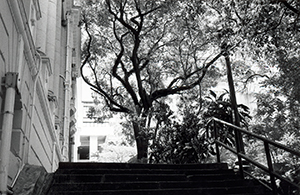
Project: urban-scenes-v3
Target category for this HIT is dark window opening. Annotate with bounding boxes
[78,146,89,160]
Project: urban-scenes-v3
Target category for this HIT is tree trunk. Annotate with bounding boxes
[132,121,148,160]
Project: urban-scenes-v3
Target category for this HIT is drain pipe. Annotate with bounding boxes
[62,11,73,161]
[0,73,18,195]
[51,142,57,172]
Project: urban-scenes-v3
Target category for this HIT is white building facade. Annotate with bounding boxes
[0,0,81,193]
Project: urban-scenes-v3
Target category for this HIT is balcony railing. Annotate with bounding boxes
[209,117,300,195]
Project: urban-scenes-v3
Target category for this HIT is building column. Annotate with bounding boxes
[0,73,18,195]
[89,136,98,159]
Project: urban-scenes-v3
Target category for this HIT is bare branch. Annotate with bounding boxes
[91,88,132,113]
[130,3,162,26]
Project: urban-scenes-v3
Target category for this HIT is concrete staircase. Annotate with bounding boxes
[46,162,271,195]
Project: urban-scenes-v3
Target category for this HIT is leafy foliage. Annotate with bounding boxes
[86,97,113,123]
[252,93,300,140]
[80,0,300,162]
[202,90,251,150]
[80,0,227,159]
[266,55,300,103]
[149,111,214,164]
[149,90,251,164]
[243,91,300,194]
[203,90,251,126]
[91,141,136,162]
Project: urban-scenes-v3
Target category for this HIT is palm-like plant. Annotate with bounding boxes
[202,90,251,147]
[203,90,251,125]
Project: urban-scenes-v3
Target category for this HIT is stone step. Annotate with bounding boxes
[58,162,228,170]
[53,173,188,183]
[186,173,240,181]
[49,186,269,195]
[56,168,235,175]
[50,179,255,191]
[53,172,240,183]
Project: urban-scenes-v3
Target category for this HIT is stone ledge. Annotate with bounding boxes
[12,164,53,195]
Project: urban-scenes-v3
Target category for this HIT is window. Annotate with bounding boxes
[78,136,90,160]
[78,146,89,160]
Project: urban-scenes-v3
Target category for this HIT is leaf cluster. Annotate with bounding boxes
[149,112,214,164]
[252,93,300,140]
[203,90,251,126]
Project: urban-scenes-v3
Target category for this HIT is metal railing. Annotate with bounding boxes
[209,117,300,195]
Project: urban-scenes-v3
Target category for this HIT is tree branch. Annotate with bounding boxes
[112,26,140,107]
[106,0,137,34]
[80,13,133,114]
[279,0,300,15]
[244,73,270,85]
[128,19,172,75]
[151,51,223,101]
[129,6,151,111]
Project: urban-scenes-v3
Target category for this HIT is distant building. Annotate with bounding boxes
[0,0,81,193]
[73,78,121,162]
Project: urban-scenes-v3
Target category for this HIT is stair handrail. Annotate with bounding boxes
[210,117,300,195]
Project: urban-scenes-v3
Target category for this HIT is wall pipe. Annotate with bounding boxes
[51,142,57,172]
[62,11,73,161]
[8,0,36,74]
[0,73,18,195]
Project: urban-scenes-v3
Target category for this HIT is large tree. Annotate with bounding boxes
[80,0,228,159]
[80,0,300,160]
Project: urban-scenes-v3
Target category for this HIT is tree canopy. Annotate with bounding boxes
[81,0,227,116]
[80,0,300,160]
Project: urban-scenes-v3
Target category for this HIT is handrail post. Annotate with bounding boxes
[264,142,278,195]
[224,51,245,179]
[224,51,245,153]
[234,128,244,179]
[213,120,221,163]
